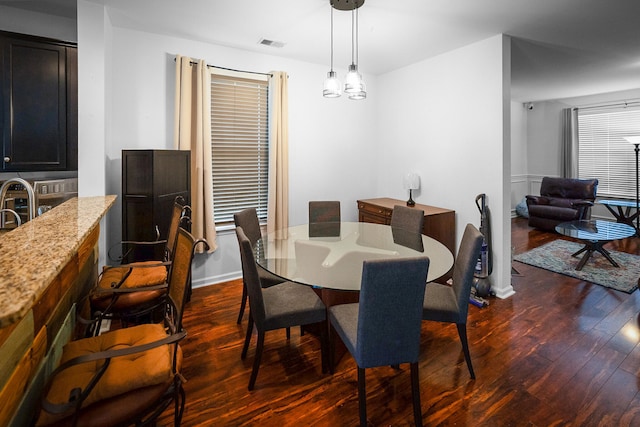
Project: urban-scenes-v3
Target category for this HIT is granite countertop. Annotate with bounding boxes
[0,195,116,328]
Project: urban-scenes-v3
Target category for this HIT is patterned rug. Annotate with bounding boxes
[513,239,640,294]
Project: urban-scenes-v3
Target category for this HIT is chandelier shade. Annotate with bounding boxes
[323,70,342,98]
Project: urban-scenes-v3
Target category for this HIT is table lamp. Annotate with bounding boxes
[403,172,420,207]
[623,136,640,233]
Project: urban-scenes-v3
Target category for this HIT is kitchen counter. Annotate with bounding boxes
[0,195,116,328]
[0,195,116,425]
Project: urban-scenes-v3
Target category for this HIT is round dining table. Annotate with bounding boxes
[255,221,454,291]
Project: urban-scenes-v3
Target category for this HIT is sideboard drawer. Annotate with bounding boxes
[357,201,392,222]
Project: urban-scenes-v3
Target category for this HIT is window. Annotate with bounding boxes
[210,72,269,227]
[578,105,640,199]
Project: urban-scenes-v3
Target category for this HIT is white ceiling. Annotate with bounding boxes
[5,0,640,102]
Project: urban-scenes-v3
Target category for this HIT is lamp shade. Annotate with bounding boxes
[403,173,420,190]
[323,71,342,98]
[344,64,366,99]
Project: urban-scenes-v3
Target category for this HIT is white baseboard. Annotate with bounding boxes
[192,272,241,289]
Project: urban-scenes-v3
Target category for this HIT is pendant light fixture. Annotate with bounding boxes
[323,5,342,97]
[344,5,366,99]
[323,0,366,100]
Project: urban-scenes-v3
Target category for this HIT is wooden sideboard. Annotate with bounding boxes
[357,197,456,257]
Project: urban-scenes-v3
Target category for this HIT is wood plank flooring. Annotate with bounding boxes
[158,217,640,426]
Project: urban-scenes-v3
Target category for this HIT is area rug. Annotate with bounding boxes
[513,239,640,293]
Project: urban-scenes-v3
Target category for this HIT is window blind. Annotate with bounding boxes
[211,73,269,226]
[578,106,640,199]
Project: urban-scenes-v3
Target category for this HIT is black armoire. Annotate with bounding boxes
[122,149,190,262]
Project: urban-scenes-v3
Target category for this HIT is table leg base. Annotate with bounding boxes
[571,241,619,271]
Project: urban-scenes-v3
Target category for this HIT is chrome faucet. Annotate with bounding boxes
[0,178,35,227]
[0,208,22,228]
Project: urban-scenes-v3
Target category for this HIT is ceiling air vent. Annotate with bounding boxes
[258,38,285,48]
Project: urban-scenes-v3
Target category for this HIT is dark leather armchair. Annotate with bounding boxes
[526,177,598,231]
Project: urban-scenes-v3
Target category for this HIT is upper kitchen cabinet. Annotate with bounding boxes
[0,31,78,172]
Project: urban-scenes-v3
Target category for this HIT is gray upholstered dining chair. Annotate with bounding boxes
[236,226,328,390]
[391,205,424,234]
[308,200,341,237]
[422,223,483,379]
[234,208,285,324]
[329,257,430,427]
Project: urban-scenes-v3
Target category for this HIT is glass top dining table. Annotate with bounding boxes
[255,222,454,291]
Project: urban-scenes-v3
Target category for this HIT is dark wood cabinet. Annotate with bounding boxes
[357,197,456,256]
[0,31,77,171]
[122,150,191,262]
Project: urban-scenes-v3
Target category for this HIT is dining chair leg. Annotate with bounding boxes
[175,381,186,425]
[241,313,254,359]
[319,320,328,374]
[329,322,336,374]
[456,323,475,379]
[248,330,265,390]
[410,362,423,427]
[237,281,248,324]
[358,367,367,427]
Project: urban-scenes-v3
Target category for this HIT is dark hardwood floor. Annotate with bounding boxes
[159,217,640,426]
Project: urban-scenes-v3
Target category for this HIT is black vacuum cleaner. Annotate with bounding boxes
[473,193,492,299]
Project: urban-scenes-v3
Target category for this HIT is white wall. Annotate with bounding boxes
[77,1,110,269]
[511,101,528,210]
[376,35,514,298]
[508,99,568,207]
[526,100,567,179]
[103,24,378,286]
[0,6,76,42]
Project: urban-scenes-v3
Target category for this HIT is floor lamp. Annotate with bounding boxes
[623,136,640,234]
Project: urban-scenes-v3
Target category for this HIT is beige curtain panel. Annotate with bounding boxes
[174,55,217,252]
[561,107,579,179]
[267,71,290,239]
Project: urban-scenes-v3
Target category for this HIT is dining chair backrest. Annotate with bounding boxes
[451,223,484,321]
[309,201,341,237]
[356,257,430,368]
[166,197,191,262]
[309,201,341,223]
[390,205,424,234]
[234,208,263,245]
[167,228,209,330]
[236,226,267,325]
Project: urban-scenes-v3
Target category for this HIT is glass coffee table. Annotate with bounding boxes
[555,219,636,270]
[598,199,640,236]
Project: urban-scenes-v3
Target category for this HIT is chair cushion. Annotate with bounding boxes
[261,282,326,331]
[422,282,462,324]
[257,265,285,288]
[41,382,174,427]
[38,323,177,426]
[91,263,167,311]
[90,288,166,312]
[99,262,167,289]
[328,303,359,357]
